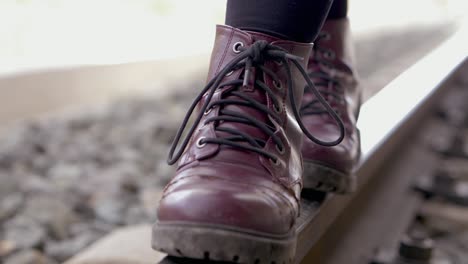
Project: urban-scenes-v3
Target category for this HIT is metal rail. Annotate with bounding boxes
[157,26,468,264]
[296,26,468,263]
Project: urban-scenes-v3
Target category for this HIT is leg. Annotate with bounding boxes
[327,0,348,20]
[225,0,334,43]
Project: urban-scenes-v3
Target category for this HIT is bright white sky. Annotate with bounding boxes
[0,0,466,74]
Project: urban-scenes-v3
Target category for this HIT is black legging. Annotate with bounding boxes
[225,0,347,43]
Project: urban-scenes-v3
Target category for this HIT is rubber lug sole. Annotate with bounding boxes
[302,161,356,194]
[152,222,296,264]
[302,128,361,194]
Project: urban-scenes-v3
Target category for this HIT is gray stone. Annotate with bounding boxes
[0,193,23,221]
[4,249,57,264]
[47,163,82,190]
[91,192,128,225]
[0,128,27,169]
[0,172,18,199]
[4,216,46,249]
[21,196,77,240]
[84,163,142,195]
[30,154,51,174]
[20,174,55,194]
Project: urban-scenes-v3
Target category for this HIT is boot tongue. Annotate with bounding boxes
[216,83,270,146]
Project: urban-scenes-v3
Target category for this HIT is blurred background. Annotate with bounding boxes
[0,1,467,263]
[0,0,465,72]
[0,0,467,128]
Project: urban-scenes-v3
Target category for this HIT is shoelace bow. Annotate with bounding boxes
[167,40,345,165]
[301,32,346,116]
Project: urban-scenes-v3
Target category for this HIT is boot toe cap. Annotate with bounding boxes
[157,176,296,235]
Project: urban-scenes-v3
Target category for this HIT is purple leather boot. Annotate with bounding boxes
[152,25,344,263]
[301,18,362,194]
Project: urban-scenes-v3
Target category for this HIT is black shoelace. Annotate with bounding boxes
[301,32,346,116]
[167,40,345,165]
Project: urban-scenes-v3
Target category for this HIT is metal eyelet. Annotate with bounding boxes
[232,42,244,53]
[269,157,280,166]
[320,32,331,41]
[226,70,234,76]
[275,60,283,66]
[273,80,282,90]
[204,107,212,115]
[196,137,207,148]
[276,144,285,154]
[274,103,282,113]
[324,50,336,60]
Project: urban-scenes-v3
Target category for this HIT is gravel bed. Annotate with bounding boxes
[0,87,198,263]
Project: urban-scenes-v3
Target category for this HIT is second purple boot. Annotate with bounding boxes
[301,18,362,193]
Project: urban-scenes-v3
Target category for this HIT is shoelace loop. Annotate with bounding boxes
[167,40,345,165]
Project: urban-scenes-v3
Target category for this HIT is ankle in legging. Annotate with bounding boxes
[225,0,348,43]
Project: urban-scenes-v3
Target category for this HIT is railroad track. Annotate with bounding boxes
[157,27,468,264]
